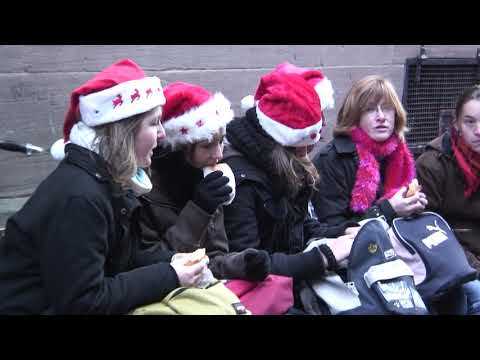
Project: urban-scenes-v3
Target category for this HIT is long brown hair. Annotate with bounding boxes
[95,106,161,187]
[271,144,319,197]
[334,75,407,140]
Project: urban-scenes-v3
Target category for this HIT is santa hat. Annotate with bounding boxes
[241,62,335,112]
[160,82,234,148]
[274,62,335,111]
[242,69,329,147]
[51,58,165,160]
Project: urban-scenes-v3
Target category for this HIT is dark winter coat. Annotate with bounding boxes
[311,135,397,236]
[223,109,330,281]
[0,144,178,314]
[416,133,480,271]
[137,150,230,278]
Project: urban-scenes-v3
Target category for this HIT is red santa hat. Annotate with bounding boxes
[274,62,335,111]
[241,62,335,113]
[240,62,334,147]
[51,58,165,159]
[160,82,234,148]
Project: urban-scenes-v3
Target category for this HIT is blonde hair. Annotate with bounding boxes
[95,106,161,187]
[334,75,407,140]
[271,145,319,196]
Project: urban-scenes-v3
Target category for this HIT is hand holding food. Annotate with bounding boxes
[203,162,236,205]
[405,178,422,198]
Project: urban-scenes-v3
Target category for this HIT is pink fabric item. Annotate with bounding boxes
[225,275,294,315]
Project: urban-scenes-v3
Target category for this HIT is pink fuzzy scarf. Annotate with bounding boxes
[350,127,415,213]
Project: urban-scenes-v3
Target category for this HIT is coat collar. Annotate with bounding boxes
[64,143,140,217]
[64,143,111,183]
[425,132,453,159]
[332,135,356,154]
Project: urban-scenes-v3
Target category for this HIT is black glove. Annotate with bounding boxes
[193,170,232,214]
[210,249,271,281]
[244,249,271,281]
[271,248,327,280]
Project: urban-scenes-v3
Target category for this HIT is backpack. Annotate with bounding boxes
[306,217,429,315]
[130,280,250,315]
[389,211,477,302]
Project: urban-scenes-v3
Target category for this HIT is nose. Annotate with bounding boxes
[211,143,223,163]
[474,121,480,136]
[376,105,385,121]
[157,123,166,141]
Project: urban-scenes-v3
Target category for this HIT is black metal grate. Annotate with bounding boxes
[402,58,479,153]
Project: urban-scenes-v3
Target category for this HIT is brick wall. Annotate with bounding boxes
[1,45,479,198]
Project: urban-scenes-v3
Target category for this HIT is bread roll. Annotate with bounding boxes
[203,162,236,205]
[406,179,420,197]
[184,248,208,266]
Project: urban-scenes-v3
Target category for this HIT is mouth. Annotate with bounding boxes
[375,125,390,131]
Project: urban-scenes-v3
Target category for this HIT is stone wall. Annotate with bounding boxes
[1,45,479,198]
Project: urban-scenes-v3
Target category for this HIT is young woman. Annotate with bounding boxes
[138,82,271,281]
[0,59,205,314]
[311,75,427,235]
[416,85,480,315]
[311,75,471,314]
[222,63,356,312]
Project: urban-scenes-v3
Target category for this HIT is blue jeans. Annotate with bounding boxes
[438,279,480,315]
[462,279,480,315]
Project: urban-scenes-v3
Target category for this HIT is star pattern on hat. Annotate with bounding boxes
[180,127,189,135]
[196,119,204,127]
[146,88,152,97]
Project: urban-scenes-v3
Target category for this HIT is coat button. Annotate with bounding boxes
[120,208,127,215]
[240,173,246,178]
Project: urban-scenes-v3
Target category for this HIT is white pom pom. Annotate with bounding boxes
[241,95,255,111]
[50,138,67,160]
[315,78,335,110]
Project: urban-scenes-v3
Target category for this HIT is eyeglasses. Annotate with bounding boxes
[364,104,395,116]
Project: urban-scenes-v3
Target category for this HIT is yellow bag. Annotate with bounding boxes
[131,281,250,315]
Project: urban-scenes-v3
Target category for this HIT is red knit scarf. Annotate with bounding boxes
[350,127,416,213]
[451,129,480,198]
